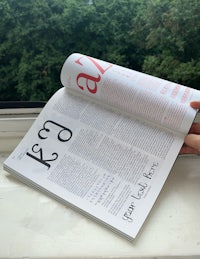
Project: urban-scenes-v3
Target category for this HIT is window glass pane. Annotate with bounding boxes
[0,0,199,103]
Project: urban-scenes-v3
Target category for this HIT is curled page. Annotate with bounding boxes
[61,53,200,134]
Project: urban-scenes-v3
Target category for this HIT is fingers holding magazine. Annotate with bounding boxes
[180,101,200,155]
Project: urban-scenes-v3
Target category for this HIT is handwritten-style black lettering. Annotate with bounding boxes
[122,202,135,223]
[143,162,159,180]
[131,182,148,200]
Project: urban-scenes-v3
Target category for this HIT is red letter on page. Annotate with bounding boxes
[76,73,101,94]
[75,55,112,75]
[75,55,112,94]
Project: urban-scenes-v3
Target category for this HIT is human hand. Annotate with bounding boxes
[180,101,200,154]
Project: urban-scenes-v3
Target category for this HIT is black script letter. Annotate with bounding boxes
[38,120,73,142]
[26,144,58,169]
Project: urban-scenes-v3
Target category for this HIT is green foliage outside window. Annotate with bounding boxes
[0,0,200,101]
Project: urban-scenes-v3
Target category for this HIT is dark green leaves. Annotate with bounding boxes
[0,0,199,101]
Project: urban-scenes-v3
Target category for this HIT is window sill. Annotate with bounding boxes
[0,107,42,152]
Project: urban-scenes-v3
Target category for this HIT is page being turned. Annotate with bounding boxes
[60,53,200,135]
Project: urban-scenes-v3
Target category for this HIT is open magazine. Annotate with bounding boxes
[4,53,200,240]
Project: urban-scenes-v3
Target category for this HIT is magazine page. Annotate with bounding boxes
[61,53,200,135]
[4,87,190,239]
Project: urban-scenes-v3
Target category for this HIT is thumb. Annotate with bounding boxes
[190,101,200,110]
[184,134,200,152]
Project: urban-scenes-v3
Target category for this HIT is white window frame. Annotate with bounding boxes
[0,106,43,153]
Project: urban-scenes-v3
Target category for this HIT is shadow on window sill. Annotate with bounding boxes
[0,101,46,109]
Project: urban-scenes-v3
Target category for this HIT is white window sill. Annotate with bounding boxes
[0,107,41,152]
